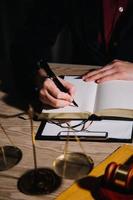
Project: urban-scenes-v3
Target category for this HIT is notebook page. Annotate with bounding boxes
[94,80,133,112]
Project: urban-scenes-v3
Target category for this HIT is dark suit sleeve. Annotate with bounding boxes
[11,0,66,100]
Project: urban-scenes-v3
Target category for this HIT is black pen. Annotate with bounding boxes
[37,60,78,107]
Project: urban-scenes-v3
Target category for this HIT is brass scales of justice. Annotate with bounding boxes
[17,106,94,195]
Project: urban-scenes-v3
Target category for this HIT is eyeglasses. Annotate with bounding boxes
[48,119,93,131]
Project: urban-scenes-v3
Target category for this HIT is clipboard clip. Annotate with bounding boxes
[57,130,108,141]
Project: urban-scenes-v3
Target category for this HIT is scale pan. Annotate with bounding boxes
[53,152,94,180]
[0,145,22,171]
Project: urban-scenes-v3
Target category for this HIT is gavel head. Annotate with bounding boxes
[104,161,133,191]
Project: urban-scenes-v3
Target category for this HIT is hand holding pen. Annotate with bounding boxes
[36,60,78,108]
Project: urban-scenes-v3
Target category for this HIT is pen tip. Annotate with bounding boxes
[73,101,78,107]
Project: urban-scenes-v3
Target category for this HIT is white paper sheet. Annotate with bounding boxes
[40,120,133,140]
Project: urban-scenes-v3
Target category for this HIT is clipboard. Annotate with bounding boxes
[35,120,133,142]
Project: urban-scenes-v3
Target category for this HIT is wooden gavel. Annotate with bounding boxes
[103,155,133,191]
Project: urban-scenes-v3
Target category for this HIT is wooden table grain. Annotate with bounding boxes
[0,63,130,200]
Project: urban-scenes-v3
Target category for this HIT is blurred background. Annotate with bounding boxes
[0,0,33,91]
[0,0,71,93]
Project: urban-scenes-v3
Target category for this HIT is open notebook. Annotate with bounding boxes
[38,76,133,120]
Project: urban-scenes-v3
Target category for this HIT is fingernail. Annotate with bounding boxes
[96,80,100,83]
[70,97,74,102]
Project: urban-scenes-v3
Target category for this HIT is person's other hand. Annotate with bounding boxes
[82,60,133,83]
[39,77,76,108]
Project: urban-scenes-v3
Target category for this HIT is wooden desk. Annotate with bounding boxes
[0,63,131,200]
